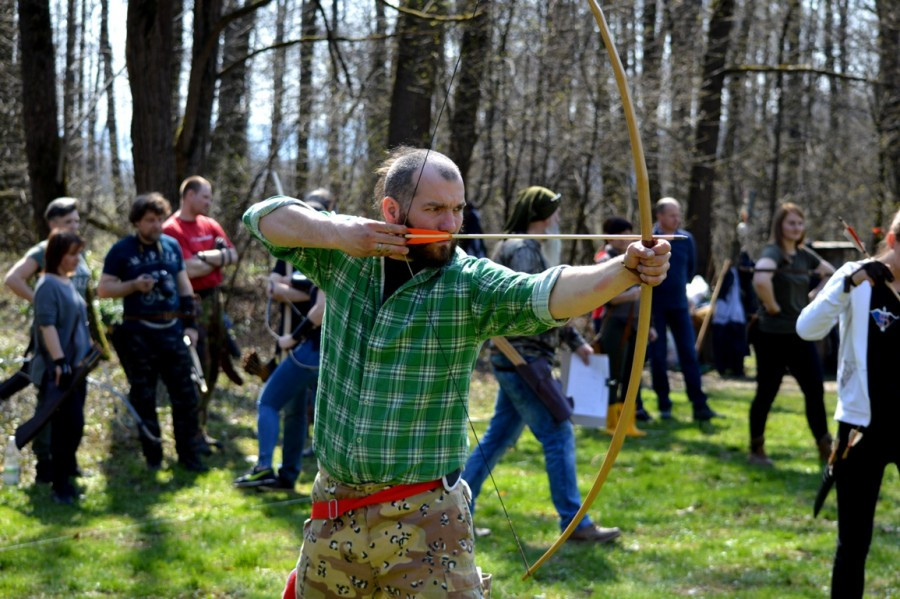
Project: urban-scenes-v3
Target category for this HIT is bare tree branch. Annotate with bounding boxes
[725,63,875,84]
[377,0,484,22]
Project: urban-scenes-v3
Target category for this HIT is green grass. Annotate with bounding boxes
[1,298,897,597]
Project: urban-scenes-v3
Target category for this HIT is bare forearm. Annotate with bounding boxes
[97,277,136,299]
[4,274,34,302]
[549,257,641,320]
[259,204,342,249]
[753,277,778,312]
[307,291,326,326]
[39,325,64,360]
[4,258,39,302]
[185,258,215,279]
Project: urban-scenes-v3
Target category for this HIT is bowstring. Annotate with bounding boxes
[397,0,532,572]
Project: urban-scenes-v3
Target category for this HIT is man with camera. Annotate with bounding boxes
[163,176,239,448]
[97,193,206,472]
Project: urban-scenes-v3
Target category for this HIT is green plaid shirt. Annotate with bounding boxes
[244,197,567,484]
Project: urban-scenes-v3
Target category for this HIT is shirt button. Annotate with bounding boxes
[357,438,362,443]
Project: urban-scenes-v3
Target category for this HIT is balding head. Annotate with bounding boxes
[655,197,682,233]
[373,146,461,215]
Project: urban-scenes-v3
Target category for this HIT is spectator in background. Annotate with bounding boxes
[31,230,92,504]
[459,204,487,258]
[749,202,835,466]
[796,207,900,598]
[163,176,239,450]
[2,198,94,483]
[234,196,331,491]
[711,262,748,378]
[462,186,621,543]
[595,216,654,428]
[234,282,324,491]
[648,197,718,421]
[98,193,207,473]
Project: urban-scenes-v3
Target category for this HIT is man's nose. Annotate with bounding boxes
[437,212,458,231]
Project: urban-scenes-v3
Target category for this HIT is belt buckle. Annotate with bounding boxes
[327,498,340,519]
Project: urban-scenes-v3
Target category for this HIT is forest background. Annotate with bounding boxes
[2,0,899,278]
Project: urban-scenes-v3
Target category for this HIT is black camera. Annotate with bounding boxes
[153,270,176,298]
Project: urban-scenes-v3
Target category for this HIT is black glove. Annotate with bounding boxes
[179,295,198,330]
[53,357,73,388]
[290,316,316,344]
[852,261,895,286]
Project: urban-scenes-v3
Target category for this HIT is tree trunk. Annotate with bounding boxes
[18,0,65,238]
[209,0,254,231]
[642,0,662,203]
[448,0,490,183]
[295,0,317,193]
[62,0,77,184]
[100,0,123,199]
[1,0,30,250]
[766,0,799,232]
[686,0,736,278]
[387,0,446,148]
[875,0,900,203]
[362,0,390,207]
[262,0,288,200]
[174,0,223,188]
[663,0,702,198]
[126,0,177,202]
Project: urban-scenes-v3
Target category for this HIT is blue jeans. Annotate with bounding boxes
[257,340,319,483]
[462,354,593,532]
[648,306,708,411]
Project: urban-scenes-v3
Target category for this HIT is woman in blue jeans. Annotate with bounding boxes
[235,289,325,489]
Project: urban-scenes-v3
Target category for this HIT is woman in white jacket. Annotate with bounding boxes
[795,211,900,599]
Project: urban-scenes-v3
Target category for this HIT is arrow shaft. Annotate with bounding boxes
[405,233,686,241]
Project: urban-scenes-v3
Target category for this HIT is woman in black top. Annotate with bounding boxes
[749,203,835,466]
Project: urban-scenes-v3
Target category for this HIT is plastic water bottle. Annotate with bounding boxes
[3,435,20,487]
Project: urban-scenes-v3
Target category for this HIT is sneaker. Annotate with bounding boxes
[659,409,673,420]
[748,452,774,467]
[693,406,721,421]
[51,482,79,506]
[635,408,653,422]
[570,524,621,543]
[234,465,277,488]
[260,474,295,491]
[178,457,209,473]
[52,491,78,506]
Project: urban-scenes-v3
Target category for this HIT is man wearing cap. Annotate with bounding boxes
[461,186,622,543]
[244,148,669,596]
[3,198,95,482]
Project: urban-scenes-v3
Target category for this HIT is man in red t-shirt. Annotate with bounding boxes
[163,176,239,445]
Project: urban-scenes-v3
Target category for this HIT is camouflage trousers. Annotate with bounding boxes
[295,467,484,598]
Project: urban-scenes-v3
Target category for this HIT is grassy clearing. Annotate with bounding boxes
[1,297,897,597]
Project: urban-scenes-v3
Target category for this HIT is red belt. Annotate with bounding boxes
[310,479,443,520]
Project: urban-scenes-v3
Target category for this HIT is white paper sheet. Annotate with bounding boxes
[560,351,609,427]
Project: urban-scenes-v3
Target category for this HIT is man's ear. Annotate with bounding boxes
[382,197,401,224]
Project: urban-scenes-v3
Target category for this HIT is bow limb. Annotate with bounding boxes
[523,0,653,579]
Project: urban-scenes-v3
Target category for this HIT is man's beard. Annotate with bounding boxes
[401,209,457,267]
[407,239,457,267]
